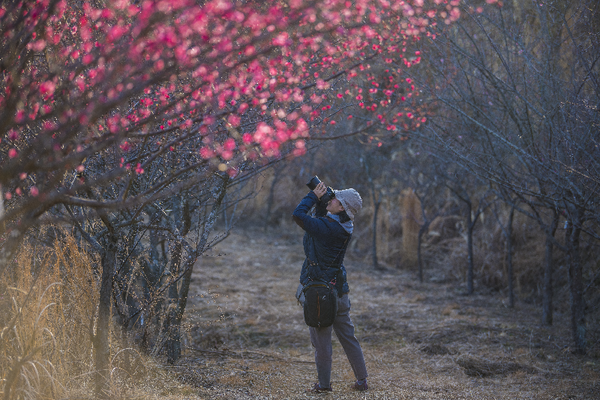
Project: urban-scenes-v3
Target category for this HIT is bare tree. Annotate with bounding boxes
[416,0,600,352]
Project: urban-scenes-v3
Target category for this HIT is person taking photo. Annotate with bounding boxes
[292,179,369,393]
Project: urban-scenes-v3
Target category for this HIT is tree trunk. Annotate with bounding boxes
[417,220,430,283]
[0,183,4,235]
[372,200,381,270]
[466,203,474,295]
[165,240,183,364]
[566,212,586,354]
[94,230,117,399]
[542,212,559,326]
[164,175,229,363]
[506,205,515,308]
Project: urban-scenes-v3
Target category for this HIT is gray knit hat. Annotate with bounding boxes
[333,188,362,221]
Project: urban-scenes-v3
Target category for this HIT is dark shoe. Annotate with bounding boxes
[307,382,332,393]
[351,380,368,391]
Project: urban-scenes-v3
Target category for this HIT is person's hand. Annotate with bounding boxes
[313,182,327,200]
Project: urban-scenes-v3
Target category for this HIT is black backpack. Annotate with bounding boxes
[302,279,338,328]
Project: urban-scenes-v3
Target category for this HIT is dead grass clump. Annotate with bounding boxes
[441,237,470,282]
[456,356,534,377]
[419,344,456,356]
[427,215,463,245]
[2,229,201,399]
[1,229,98,399]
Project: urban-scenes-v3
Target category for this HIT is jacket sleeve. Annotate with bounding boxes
[292,192,331,239]
[292,192,317,229]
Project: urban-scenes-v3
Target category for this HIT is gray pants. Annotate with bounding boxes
[309,294,368,388]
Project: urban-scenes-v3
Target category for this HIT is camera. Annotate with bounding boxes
[306,176,335,204]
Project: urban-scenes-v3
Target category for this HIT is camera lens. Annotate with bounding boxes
[306,176,321,190]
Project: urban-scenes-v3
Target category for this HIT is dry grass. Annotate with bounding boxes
[2,226,599,399]
[0,231,100,398]
[158,227,599,399]
[0,230,166,399]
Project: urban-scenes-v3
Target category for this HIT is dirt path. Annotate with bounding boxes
[162,227,599,399]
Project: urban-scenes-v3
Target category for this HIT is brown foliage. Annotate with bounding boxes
[400,188,422,268]
[427,215,463,245]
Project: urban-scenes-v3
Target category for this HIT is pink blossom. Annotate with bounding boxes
[29,40,47,51]
[224,138,236,151]
[8,148,18,158]
[112,0,129,11]
[101,8,114,19]
[273,32,289,46]
[30,186,39,197]
[449,7,460,21]
[221,150,233,160]
[293,147,306,157]
[228,114,240,126]
[227,167,238,178]
[200,147,215,159]
[39,81,56,97]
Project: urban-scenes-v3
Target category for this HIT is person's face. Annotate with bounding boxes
[326,197,345,215]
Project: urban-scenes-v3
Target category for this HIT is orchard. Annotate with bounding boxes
[1,0,476,397]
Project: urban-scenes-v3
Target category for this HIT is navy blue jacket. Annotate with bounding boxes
[292,192,351,295]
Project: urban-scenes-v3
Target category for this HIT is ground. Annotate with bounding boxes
[149,227,600,399]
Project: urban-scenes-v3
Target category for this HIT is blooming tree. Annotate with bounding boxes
[0,0,461,248]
